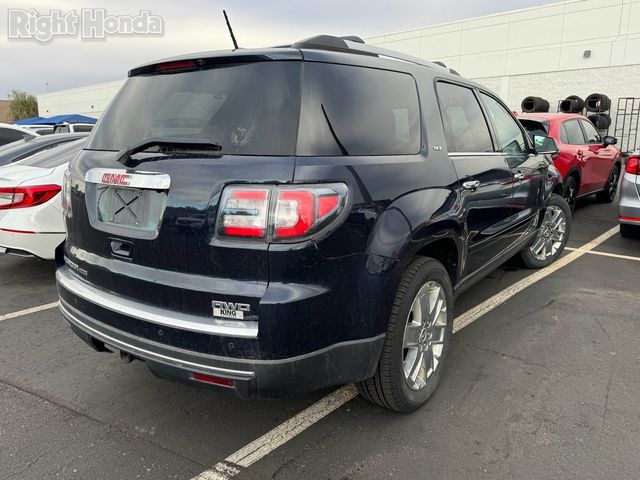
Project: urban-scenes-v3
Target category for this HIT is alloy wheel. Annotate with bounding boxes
[529,206,567,261]
[402,281,448,391]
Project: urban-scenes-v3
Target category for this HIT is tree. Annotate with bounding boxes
[8,90,38,121]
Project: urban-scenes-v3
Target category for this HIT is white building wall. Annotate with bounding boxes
[37,80,125,118]
[367,0,640,115]
[38,0,640,135]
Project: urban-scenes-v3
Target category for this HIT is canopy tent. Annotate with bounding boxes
[14,114,97,126]
[13,117,47,125]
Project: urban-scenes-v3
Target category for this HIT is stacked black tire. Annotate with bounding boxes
[559,95,585,114]
[585,93,611,130]
[521,96,550,113]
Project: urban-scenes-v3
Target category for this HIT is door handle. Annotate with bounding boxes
[514,172,525,181]
[462,180,480,191]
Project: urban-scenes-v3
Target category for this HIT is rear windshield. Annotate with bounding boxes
[18,138,86,168]
[88,60,422,157]
[519,119,549,138]
[87,62,302,156]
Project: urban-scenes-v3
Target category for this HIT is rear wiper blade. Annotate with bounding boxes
[116,137,222,165]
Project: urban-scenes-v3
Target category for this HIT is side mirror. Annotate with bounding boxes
[603,136,617,147]
[533,135,559,155]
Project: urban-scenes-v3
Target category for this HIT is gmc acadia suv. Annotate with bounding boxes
[56,36,570,412]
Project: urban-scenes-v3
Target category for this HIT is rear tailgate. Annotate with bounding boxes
[64,151,295,320]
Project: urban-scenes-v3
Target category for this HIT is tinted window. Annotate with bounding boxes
[18,139,86,168]
[436,83,493,153]
[580,120,601,144]
[297,63,420,156]
[519,119,549,139]
[73,125,94,133]
[561,120,586,145]
[0,137,78,166]
[0,128,28,146]
[54,125,70,134]
[88,62,301,156]
[481,93,527,154]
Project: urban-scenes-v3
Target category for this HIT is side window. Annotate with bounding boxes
[580,120,601,144]
[0,128,26,145]
[436,83,493,153]
[297,63,421,156]
[480,93,527,154]
[562,120,586,145]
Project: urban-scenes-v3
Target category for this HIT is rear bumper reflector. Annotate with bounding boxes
[619,216,640,223]
[193,372,235,388]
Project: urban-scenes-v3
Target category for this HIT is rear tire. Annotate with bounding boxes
[563,176,578,213]
[596,165,619,203]
[519,194,571,269]
[357,257,454,412]
[620,223,640,238]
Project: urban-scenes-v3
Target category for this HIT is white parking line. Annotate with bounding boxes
[192,226,619,479]
[0,302,58,323]
[565,247,640,263]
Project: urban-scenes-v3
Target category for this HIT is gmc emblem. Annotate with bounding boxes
[102,172,132,186]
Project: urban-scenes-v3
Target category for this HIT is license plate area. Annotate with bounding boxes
[85,169,171,240]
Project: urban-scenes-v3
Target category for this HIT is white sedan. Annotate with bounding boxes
[0,139,85,259]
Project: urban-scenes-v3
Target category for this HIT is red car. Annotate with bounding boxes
[518,113,621,211]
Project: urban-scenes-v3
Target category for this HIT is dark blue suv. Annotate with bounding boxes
[56,36,570,412]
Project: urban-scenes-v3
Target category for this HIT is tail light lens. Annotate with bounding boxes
[62,169,72,218]
[218,183,348,242]
[0,185,61,210]
[625,156,640,175]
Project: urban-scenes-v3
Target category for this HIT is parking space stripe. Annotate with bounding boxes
[0,302,59,323]
[193,385,358,479]
[453,226,619,333]
[564,247,640,263]
[197,226,621,480]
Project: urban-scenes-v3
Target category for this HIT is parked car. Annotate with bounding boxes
[0,123,38,147]
[0,139,86,259]
[619,152,640,238]
[518,113,622,211]
[53,122,94,134]
[23,125,55,135]
[0,133,88,167]
[56,36,570,412]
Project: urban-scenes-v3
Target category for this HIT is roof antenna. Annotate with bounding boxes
[223,10,239,50]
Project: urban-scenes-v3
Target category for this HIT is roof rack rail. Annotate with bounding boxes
[290,35,461,76]
[341,35,365,43]
[343,40,461,75]
[292,35,376,57]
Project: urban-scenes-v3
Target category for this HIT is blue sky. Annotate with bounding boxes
[0,0,563,97]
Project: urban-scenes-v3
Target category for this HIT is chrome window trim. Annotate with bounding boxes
[56,266,259,338]
[448,151,520,157]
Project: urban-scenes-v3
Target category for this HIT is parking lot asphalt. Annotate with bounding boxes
[1,197,638,480]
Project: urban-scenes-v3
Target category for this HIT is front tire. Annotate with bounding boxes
[357,257,454,412]
[519,193,571,269]
[596,165,620,203]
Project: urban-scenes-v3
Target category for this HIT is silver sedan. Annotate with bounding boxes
[619,153,640,237]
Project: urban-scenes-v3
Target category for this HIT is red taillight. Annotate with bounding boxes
[221,188,270,237]
[275,190,315,238]
[625,156,640,175]
[0,185,61,210]
[156,60,197,72]
[218,184,348,241]
[192,372,235,388]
